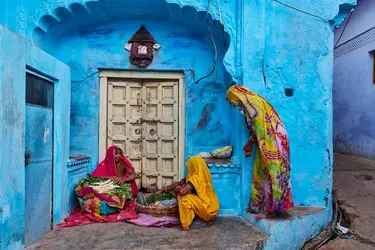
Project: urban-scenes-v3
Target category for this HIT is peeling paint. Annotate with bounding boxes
[0,205,10,222]
[0,26,71,250]
[43,126,49,144]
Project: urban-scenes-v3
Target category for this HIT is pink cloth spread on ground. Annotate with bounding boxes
[126,213,179,227]
[57,202,179,228]
[57,202,138,228]
[92,145,138,198]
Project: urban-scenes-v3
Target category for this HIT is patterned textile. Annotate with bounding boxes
[127,213,179,227]
[57,202,178,228]
[226,85,294,214]
[75,186,126,219]
[57,202,138,228]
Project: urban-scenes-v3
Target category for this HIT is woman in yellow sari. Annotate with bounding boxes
[226,85,294,219]
[157,156,219,230]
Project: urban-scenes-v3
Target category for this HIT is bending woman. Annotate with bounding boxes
[226,85,294,219]
[92,146,139,198]
[157,156,219,230]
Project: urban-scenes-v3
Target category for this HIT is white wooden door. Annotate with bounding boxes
[142,80,179,190]
[107,79,143,187]
[106,77,179,190]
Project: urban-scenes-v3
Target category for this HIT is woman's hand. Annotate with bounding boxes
[155,188,166,195]
[243,140,254,158]
[111,177,125,186]
[178,184,192,197]
[174,186,182,196]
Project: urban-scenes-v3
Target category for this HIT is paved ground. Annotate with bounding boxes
[320,153,375,250]
[26,217,268,250]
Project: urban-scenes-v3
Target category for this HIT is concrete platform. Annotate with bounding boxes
[244,206,329,250]
[26,217,268,250]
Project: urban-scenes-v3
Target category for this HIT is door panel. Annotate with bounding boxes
[142,81,178,190]
[25,73,54,246]
[159,81,178,188]
[108,80,142,187]
[106,77,179,190]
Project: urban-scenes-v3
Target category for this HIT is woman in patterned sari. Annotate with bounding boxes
[226,85,294,219]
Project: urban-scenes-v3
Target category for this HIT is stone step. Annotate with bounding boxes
[244,206,328,250]
[26,216,269,250]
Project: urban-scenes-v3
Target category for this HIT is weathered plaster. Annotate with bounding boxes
[0,25,26,250]
[243,207,332,250]
[25,38,72,227]
[0,25,71,249]
[0,0,357,249]
[51,20,232,171]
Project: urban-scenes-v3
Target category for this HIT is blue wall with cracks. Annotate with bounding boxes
[0,0,356,249]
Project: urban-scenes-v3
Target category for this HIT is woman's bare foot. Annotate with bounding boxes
[182,226,189,231]
[254,213,267,220]
[254,213,274,220]
[193,217,207,224]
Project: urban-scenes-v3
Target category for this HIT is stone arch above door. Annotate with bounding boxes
[31,0,240,81]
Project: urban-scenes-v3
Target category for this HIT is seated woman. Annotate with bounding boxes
[156,156,219,230]
[74,146,139,219]
[92,145,138,198]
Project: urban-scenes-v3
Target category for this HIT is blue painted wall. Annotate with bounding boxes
[333,0,375,159]
[48,20,232,171]
[240,0,354,210]
[0,0,357,249]
[67,158,91,210]
[0,25,26,250]
[0,25,71,249]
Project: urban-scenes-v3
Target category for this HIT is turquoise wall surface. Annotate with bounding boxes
[0,25,71,249]
[0,0,356,249]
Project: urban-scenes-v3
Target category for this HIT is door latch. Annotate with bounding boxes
[139,118,160,123]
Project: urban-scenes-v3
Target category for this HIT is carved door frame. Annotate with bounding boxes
[98,70,185,182]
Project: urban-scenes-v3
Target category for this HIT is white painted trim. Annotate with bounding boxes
[26,68,56,82]
[99,70,184,80]
[99,76,108,161]
[178,77,185,180]
[98,70,185,181]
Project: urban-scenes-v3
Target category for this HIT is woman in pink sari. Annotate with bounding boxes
[92,146,139,198]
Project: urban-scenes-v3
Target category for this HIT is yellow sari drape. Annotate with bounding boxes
[178,156,219,229]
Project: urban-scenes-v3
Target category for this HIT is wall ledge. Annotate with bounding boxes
[204,158,240,168]
[67,156,91,172]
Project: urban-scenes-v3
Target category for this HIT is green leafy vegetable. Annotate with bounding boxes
[77,174,98,187]
[146,192,174,204]
[108,184,132,199]
[77,174,132,200]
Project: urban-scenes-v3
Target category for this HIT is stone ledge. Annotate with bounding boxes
[67,156,91,172]
[204,158,239,168]
[244,206,330,250]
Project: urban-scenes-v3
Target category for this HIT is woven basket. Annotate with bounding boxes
[134,200,178,217]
